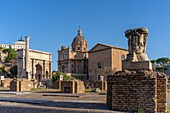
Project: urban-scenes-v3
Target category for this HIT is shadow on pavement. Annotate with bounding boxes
[0,106,89,113]
[40,101,110,110]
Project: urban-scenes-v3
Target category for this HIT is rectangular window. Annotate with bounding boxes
[97,62,102,69]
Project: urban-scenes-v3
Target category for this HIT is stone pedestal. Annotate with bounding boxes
[122,60,152,70]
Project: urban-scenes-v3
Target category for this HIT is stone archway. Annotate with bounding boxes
[35,64,42,82]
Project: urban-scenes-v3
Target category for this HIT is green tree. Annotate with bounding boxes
[156,57,170,64]
[4,47,17,63]
[52,71,73,82]
[150,60,156,63]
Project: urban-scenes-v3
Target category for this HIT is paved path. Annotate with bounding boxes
[0,97,51,104]
[42,93,85,97]
[0,91,33,95]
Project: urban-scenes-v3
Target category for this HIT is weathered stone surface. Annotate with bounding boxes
[54,80,85,94]
[17,37,52,83]
[10,78,34,92]
[123,27,152,70]
[1,78,13,88]
[107,71,167,113]
[88,43,128,81]
[94,81,107,91]
[122,61,152,71]
[58,28,88,80]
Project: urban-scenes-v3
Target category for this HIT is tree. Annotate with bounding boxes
[4,47,17,63]
[156,57,170,64]
[150,60,156,63]
[52,71,73,82]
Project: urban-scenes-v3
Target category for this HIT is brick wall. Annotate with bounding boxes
[53,80,61,89]
[1,78,13,87]
[54,80,85,94]
[157,73,168,112]
[10,78,33,92]
[94,81,107,90]
[107,71,167,113]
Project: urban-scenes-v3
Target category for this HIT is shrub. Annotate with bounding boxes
[52,71,73,82]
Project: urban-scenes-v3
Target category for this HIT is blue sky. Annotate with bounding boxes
[0,0,170,70]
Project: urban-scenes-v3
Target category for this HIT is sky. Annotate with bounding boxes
[0,0,170,70]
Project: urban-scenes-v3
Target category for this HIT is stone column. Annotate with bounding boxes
[25,36,30,80]
[49,54,52,78]
[32,59,36,79]
[49,61,52,78]
[43,60,45,79]
[68,60,71,73]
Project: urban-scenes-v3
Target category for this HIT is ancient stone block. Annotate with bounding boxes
[10,78,33,92]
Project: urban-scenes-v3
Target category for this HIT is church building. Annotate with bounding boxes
[58,28,88,79]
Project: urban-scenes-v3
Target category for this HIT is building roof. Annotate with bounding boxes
[71,28,87,48]
[88,43,128,53]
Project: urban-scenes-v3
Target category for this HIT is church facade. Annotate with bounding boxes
[58,28,88,79]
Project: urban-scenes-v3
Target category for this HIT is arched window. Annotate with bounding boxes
[121,55,125,60]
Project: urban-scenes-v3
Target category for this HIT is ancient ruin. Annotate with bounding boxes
[54,80,85,94]
[107,27,168,113]
[17,36,52,86]
[122,27,152,70]
[10,78,34,92]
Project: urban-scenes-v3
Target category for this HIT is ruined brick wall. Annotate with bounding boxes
[75,80,85,93]
[53,80,62,89]
[1,78,13,87]
[60,80,85,93]
[10,80,19,91]
[61,81,75,93]
[107,71,167,113]
[157,73,168,112]
[94,81,107,90]
[10,78,33,92]
[19,80,33,92]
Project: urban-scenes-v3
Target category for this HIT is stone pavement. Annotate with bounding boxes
[42,93,86,97]
[0,97,51,104]
[0,92,169,113]
[0,91,33,95]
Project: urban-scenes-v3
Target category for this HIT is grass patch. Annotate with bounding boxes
[85,89,93,92]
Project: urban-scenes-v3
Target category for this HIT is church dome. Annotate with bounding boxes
[72,28,88,52]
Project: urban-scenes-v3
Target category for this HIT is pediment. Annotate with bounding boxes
[89,43,112,53]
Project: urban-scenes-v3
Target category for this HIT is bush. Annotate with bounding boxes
[52,71,73,82]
